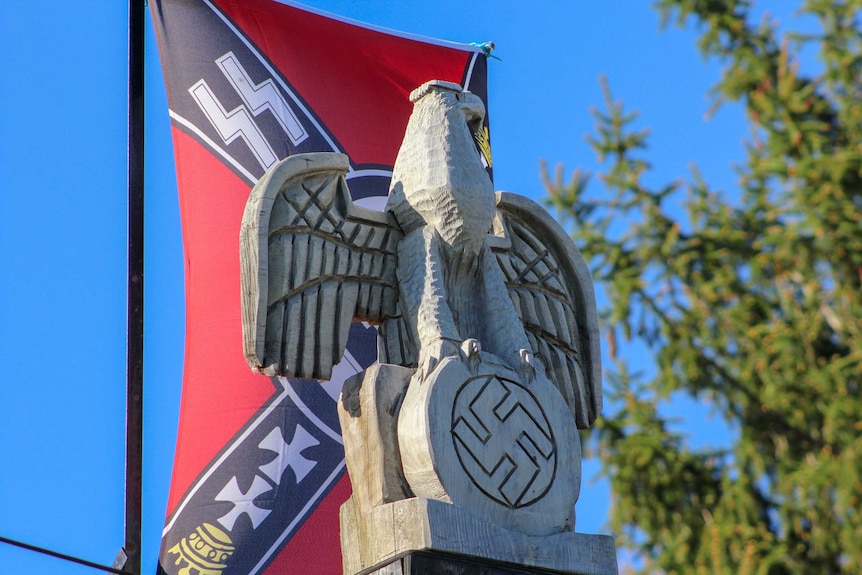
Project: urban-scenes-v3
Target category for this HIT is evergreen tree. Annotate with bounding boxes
[544,2,862,573]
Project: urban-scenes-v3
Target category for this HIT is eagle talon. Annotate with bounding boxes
[517,349,544,384]
[461,338,481,374]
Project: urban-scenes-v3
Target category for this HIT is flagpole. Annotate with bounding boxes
[126,0,145,573]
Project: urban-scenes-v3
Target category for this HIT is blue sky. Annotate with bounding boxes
[0,1,798,573]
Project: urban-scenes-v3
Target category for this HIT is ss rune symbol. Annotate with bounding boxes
[189,51,309,171]
[451,374,557,508]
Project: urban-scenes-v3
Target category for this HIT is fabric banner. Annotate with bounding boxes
[149,1,488,573]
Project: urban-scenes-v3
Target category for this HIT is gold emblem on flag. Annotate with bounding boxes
[475,125,493,168]
[167,523,235,575]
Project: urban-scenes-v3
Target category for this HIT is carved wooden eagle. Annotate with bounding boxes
[240,81,602,429]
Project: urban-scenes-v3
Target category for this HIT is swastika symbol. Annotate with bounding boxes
[451,375,557,508]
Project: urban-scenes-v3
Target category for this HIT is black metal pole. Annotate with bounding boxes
[126,0,145,574]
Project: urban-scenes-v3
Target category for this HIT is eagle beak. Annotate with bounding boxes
[458,91,485,134]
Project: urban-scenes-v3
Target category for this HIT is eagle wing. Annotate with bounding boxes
[240,153,402,380]
[490,192,602,429]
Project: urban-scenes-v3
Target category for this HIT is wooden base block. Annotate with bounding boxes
[340,497,617,575]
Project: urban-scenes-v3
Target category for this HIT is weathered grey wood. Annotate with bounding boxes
[338,364,414,511]
[492,192,602,429]
[397,353,580,537]
[240,79,614,575]
[239,153,401,378]
[340,497,618,575]
[239,81,603,429]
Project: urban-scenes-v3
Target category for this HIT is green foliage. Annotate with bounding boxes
[544,2,862,573]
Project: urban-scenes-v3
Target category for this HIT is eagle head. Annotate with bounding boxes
[386,80,495,251]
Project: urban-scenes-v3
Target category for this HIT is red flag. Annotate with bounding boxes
[149,1,488,573]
